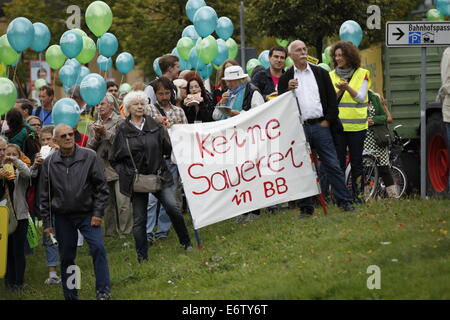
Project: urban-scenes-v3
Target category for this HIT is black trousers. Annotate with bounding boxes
[335,130,367,198]
[6,219,28,287]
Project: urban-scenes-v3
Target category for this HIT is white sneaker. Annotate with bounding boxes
[44,276,61,285]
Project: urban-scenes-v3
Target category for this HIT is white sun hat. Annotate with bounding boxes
[222,65,248,81]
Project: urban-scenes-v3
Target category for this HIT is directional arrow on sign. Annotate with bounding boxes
[393,28,405,41]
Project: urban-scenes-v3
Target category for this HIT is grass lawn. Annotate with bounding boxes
[1,198,449,300]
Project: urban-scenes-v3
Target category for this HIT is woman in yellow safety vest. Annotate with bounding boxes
[329,41,371,203]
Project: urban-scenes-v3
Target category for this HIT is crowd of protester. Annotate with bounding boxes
[2,39,397,300]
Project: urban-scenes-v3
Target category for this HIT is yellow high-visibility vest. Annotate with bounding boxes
[330,68,371,132]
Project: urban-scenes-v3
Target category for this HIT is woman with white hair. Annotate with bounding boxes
[212,65,265,120]
[109,91,192,263]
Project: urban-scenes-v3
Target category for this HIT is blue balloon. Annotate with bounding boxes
[116,52,135,74]
[98,32,118,58]
[198,63,212,80]
[436,0,450,16]
[193,6,218,38]
[215,17,234,41]
[97,55,113,72]
[172,47,180,57]
[182,25,200,42]
[153,57,162,76]
[7,17,35,52]
[186,0,206,22]
[258,50,270,69]
[64,58,81,79]
[339,20,363,47]
[60,30,83,58]
[76,66,91,85]
[59,65,78,88]
[180,58,192,71]
[53,98,81,128]
[31,22,51,52]
[80,73,107,106]
[189,46,206,70]
[212,39,229,66]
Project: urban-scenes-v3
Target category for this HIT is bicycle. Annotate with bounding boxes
[345,125,410,201]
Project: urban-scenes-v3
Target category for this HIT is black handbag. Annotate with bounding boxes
[126,138,162,193]
[371,125,391,148]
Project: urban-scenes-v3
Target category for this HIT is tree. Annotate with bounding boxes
[246,0,422,59]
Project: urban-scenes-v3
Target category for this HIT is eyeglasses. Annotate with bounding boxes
[59,132,74,139]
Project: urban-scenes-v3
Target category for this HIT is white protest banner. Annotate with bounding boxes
[169,91,320,229]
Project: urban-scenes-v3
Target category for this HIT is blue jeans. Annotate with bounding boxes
[299,123,353,210]
[132,185,191,260]
[43,216,59,268]
[146,161,179,239]
[55,215,111,300]
[43,233,59,268]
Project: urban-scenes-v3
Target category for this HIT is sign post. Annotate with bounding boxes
[386,21,450,199]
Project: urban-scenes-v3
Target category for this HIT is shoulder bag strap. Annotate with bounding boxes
[154,103,167,117]
[125,138,139,175]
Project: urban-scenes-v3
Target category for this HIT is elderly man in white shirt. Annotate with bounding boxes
[278,40,355,217]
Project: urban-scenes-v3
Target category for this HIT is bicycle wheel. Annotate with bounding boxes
[345,155,379,201]
[391,166,407,198]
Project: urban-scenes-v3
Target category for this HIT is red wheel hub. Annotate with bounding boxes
[428,134,449,192]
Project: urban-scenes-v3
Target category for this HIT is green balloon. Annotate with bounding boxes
[225,38,238,60]
[35,78,47,91]
[85,1,113,37]
[318,63,331,72]
[0,77,17,116]
[322,46,332,65]
[276,38,289,48]
[46,44,66,70]
[213,64,221,70]
[119,83,132,94]
[284,56,294,69]
[246,58,261,76]
[177,37,194,60]
[197,35,218,65]
[427,9,444,21]
[73,28,88,37]
[0,35,20,66]
[76,36,96,64]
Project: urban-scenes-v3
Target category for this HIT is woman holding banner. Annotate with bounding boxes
[213,65,265,120]
[212,65,265,222]
[109,90,193,263]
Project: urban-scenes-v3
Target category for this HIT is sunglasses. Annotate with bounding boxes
[59,132,74,139]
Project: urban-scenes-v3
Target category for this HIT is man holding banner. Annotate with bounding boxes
[278,40,355,217]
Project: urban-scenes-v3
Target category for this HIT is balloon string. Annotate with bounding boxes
[12,54,26,98]
[119,74,124,88]
[52,70,56,92]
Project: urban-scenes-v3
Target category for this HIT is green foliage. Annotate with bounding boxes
[2,199,450,300]
[247,0,422,58]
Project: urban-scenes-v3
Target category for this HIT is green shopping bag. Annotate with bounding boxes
[26,215,39,249]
